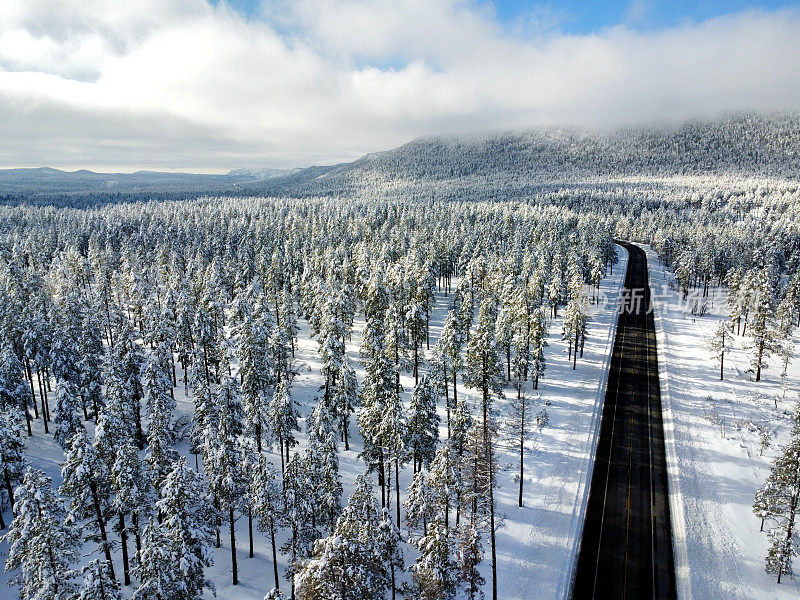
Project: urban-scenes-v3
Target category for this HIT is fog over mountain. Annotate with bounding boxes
[2,113,797,206]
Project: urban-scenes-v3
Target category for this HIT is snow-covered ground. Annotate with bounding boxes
[0,246,628,600]
[643,244,800,600]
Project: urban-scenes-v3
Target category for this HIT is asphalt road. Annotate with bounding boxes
[572,243,677,600]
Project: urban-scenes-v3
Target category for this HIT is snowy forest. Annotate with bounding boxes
[2,116,800,600]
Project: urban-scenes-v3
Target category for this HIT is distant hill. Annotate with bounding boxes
[251,113,800,199]
[2,113,798,206]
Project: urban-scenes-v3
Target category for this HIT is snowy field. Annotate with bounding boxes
[0,247,628,600]
[643,244,800,600]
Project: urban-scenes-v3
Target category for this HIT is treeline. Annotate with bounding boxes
[0,196,617,600]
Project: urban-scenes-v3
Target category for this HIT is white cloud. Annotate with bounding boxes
[0,0,799,171]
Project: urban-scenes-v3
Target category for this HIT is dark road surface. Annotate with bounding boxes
[572,243,677,600]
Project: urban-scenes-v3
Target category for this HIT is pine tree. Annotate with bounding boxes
[746,267,779,382]
[78,559,123,600]
[449,396,474,527]
[268,379,300,473]
[317,289,348,405]
[157,457,218,599]
[706,320,733,380]
[457,524,485,600]
[438,308,466,436]
[380,385,406,527]
[463,297,501,600]
[378,507,405,600]
[0,408,27,526]
[408,375,440,474]
[133,518,180,600]
[144,345,179,491]
[252,454,283,592]
[108,327,145,447]
[405,468,434,535]
[755,404,800,582]
[60,429,117,583]
[358,312,396,509]
[408,520,459,600]
[237,311,273,452]
[529,307,548,389]
[506,389,534,507]
[334,358,359,450]
[205,376,247,585]
[295,473,390,600]
[428,444,459,529]
[305,401,343,535]
[3,469,81,600]
[53,378,85,449]
[78,311,106,422]
[110,438,154,586]
[0,344,32,436]
[282,453,315,600]
[562,268,588,370]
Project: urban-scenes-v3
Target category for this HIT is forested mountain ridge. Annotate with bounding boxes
[252,112,800,198]
[2,113,798,206]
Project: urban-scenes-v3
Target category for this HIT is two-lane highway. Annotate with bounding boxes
[572,243,677,600]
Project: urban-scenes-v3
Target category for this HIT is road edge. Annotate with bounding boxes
[561,243,629,600]
[637,242,693,600]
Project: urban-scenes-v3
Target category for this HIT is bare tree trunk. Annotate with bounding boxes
[230,505,238,585]
[120,512,131,586]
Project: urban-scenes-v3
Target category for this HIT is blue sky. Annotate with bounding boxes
[215,0,797,33]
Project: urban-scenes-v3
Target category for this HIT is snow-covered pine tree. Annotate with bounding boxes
[305,401,342,535]
[143,344,179,491]
[562,266,588,370]
[252,453,283,592]
[334,358,358,450]
[60,429,117,583]
[3,469,81,600]
[463,297,502,600]
[295,473,390,600]
[157,457,218,599]
[408,374,440,474]
[111,438,154,585]
[438,307,466,435]
[449,395,474,527]
[458,524,485,600]
[755,404,800,582]
[281,452,315,600]
[706,320,733,380]
[408,520,459,600]
[108,326,145,447]
[206,375,247,585]
[529,306,548,389]
[0,344,33,436]
[78,558,123,600]
[379,379,406,527]
[317,288,348,405]
[53,377,85,449]
[358,313,396,509]
[428,443,459,530]
[268,379,300,473]
[378,507,405,600]
[78,310,105,422]
[133,517,180,600]
[405,467,434,535]
[0,407,27,526]
[237,310,273,452]
[746,267,780,382]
